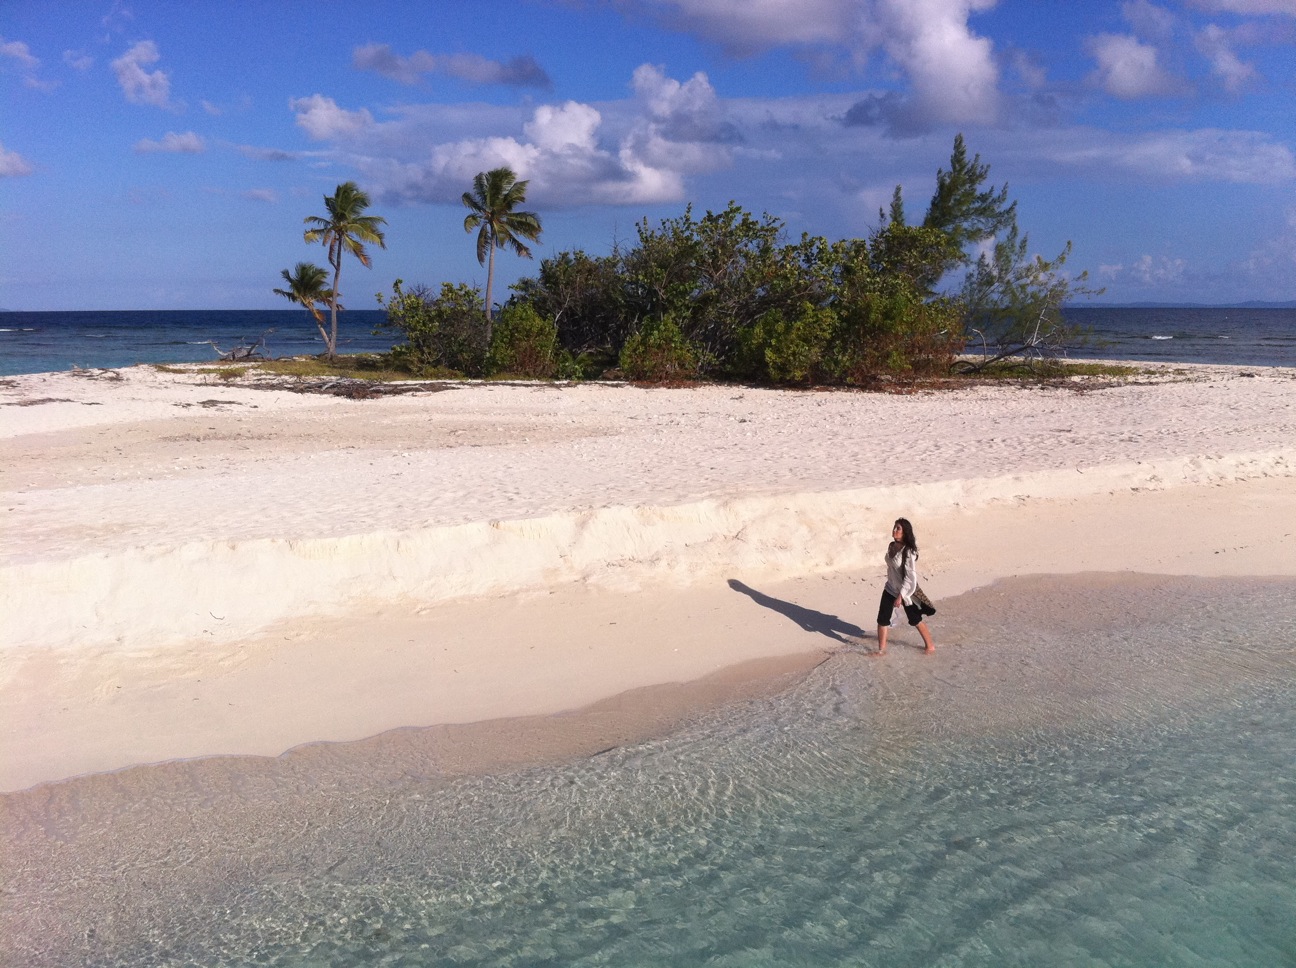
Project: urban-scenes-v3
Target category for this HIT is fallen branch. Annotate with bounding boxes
[207,329,274,362]
[952,311,1077,374]
[69,365,124,380]
[243,377,457,398]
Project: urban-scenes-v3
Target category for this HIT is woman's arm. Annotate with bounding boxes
[896,550,918,604]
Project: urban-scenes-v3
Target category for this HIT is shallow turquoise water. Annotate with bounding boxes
[4,574,1295,966]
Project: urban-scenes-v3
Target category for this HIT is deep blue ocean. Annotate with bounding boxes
[0,307,1293,376]
[0,309,395,377]
[1061,306,1295,368]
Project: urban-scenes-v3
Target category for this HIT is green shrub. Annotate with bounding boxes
[828,278,963,382]
[618,315,699,382]
[548,347,616,381]
[377,280,487,376]
[487,303,559,378]
[739,303,838,385]
[511,250,630,355]
[555,349,583,381]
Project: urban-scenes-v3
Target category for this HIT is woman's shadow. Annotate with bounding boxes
[727,579,866,644]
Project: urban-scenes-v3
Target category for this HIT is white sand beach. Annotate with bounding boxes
[2,363,1294,791]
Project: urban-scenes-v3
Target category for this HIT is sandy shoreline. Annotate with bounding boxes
[2,362,1294,791]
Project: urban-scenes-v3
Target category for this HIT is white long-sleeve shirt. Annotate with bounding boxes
[885,542,918,605]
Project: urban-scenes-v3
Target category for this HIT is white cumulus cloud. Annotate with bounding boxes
[376,102,678,208]
[0,141,35,177]
[623,64,736,174]
[2,36,56,90]
[1121,0,1178,41]
[112,40,178,109]
[1,37,39,72]
[1195,24,1258,92]
[524,101,602,153]
[1086,33,1181,98]
[633,62,719,120]
[622,0,1001,131]
[874,0,1000,125]
[134,131,206,154]
[290,94,375,140]
[302,65,738,208]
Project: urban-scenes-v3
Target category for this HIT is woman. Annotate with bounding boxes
[876,517,935,655]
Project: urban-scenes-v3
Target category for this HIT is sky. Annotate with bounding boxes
[2,0,1295,311]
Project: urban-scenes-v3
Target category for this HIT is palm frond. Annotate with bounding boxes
[273,262,334,323]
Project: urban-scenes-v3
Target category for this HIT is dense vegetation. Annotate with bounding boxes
[294,139,1097,385]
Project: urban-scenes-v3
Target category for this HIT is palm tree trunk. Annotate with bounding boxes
[484,239,496,345]
[328,246,341,360]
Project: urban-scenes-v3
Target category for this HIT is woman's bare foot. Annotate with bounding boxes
[916,621,935,653]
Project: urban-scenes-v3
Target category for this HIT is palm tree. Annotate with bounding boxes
[462,167,543,340]
[303,181,386,358]
[272,262,336,349]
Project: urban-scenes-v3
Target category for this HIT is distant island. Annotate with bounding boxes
[1069,301,1296,309]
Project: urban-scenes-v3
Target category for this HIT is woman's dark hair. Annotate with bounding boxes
[894,517,918,585]
[894,518,918,554]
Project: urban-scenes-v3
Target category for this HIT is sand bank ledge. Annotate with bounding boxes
[2,447,1292,653]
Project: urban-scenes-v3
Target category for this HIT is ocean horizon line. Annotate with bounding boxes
[4,301,1296,313]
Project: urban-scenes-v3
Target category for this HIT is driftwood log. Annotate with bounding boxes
[206,330,273,362]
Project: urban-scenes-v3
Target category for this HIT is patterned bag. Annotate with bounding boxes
[912,585,937,616]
